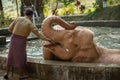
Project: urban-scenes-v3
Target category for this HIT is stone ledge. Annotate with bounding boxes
[0,54,120,80]
[0,25,40,36]
[0,20,120,36]
[75,20,120,27]
[0,36,6,44]
[0,28,10,36]
[61,15,85,21]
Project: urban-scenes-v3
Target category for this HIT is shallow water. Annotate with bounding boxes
[0,26,120,58]
[87,26,120,49]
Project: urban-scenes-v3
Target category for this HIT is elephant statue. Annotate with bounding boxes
[41,16,120,63]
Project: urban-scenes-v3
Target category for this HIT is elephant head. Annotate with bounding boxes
[41,16,99,62]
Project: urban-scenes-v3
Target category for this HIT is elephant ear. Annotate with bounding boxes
[76,27,94,49]
[80,41,94,49]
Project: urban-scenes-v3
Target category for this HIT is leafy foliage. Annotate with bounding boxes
[80,5,120,20]
[57,4,75,15]
[58,0,74,6]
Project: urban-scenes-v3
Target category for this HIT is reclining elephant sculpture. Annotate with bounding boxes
[41,16,120,63]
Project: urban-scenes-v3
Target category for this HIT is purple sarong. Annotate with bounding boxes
[6,34,27,68]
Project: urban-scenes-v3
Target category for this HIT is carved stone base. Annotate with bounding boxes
[0,54,120,80]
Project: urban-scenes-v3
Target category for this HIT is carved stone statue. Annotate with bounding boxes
[41,16,120,63]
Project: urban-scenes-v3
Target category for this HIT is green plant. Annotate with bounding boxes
[58,0,74,6]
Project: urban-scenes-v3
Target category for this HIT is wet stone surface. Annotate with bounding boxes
[0,69,39,80]
[1,55,120,80]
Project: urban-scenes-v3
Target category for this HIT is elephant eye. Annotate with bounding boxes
[74,44,78,47]
[65,34,72,39]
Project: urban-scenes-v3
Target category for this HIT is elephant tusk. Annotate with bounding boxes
[59,44,69,52]
[65,48,69,52]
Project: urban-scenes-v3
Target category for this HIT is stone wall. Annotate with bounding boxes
[27,60,120,80]
[1,54,120,80]
[75,20,120,27]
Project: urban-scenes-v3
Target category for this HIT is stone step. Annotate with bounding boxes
[0,36,6,44]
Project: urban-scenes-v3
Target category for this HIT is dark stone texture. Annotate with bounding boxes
[75,20,120,27]
[0,36,6,44]
[27,60,120,80]
[0,28,11,36]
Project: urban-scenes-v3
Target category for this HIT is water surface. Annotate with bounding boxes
[0,26,120,58]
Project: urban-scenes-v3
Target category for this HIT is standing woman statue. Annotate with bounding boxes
[3,9,52,80]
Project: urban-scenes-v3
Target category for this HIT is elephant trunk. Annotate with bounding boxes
[41,16,77,41]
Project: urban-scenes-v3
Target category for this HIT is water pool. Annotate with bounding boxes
[0,26,120,58]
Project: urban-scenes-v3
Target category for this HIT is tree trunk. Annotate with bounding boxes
[35,0,45,23]
[22,0,31,6]
[0,0,4,19]
[16,0,19,17]
[0,0,4,27]
[21,0,45,23]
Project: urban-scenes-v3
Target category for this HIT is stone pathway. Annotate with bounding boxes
[0,69,39,80]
